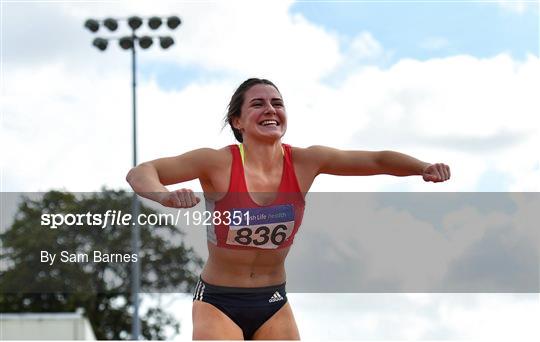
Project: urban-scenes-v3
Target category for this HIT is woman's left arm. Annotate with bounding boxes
[374,150,450,183]
[303,146,450,183]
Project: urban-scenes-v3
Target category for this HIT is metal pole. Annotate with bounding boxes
[130,29,141,340]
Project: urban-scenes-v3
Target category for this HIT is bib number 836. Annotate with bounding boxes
[234,224,287,246]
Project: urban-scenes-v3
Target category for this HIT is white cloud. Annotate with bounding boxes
[278,293,540,340]
[349,32,384,59]
[160,293,540,340]
[437,293,540,340]
[2,2,539,194]
[419,36,450,51]
[2,1,340,191]
[497,0,533,14]
[335,54,540,192]
[287,192,538,293]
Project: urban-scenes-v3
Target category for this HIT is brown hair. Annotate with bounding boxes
[223,78,281,142]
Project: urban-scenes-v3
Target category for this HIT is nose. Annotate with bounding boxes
[264,102,277,114]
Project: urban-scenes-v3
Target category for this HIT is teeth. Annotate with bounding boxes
[260,120,278,126]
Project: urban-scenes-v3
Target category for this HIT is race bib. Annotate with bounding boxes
[226,204,295,249]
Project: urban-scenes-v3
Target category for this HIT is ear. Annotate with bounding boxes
[232,117,243,131]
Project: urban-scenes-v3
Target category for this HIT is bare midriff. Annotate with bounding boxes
[200,242,290,287]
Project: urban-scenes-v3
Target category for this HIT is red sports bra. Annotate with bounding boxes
[205,143,305,249]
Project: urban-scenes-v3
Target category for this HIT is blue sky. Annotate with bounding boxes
[291,1,538,60]
[138,1,539,91]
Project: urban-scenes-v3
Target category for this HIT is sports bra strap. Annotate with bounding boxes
[238,143,284,166]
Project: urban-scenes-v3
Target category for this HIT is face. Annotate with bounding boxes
[234,84,287,143]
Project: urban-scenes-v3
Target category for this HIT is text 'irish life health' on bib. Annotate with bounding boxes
[226,204,295,249]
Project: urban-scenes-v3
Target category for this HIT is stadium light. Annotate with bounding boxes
[84,14,181,341]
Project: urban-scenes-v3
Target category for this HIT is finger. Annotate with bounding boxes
[178,189,188,208]
[439,163,450,181]
[425,174,438,182]
[433,164,443,181]
[443,164,450,180]
[171,191,183,208]
[167,190,179,208]
[434,168,443,182]
[181,188,194,208]
[423,164,439,182]
[188,190,199,207]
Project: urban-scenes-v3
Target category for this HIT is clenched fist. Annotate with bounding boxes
[422,163,451,183]
[158,188,201,208]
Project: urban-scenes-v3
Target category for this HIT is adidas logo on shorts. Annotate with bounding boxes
[268,291,284,303]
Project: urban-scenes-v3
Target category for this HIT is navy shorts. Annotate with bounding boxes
[193,277,288,340]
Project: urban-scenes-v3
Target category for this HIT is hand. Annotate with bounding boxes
[422,163,451,183]
[158,189,201,208]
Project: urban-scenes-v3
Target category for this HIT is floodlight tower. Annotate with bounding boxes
[84,15,181,340]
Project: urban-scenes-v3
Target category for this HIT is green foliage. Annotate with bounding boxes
[0,189,203,340]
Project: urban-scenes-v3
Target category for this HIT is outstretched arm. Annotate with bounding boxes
[304,145,450,182]
[126,148,220,207]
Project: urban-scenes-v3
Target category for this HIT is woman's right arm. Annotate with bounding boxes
[126,148,219,207]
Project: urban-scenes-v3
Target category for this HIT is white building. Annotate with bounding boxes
[0,308,96,340]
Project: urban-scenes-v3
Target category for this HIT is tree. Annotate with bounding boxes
[0,189,203,340]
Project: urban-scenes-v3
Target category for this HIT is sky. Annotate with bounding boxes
[1,0,540,340]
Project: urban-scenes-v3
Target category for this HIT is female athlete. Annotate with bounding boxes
[126,78,451,340]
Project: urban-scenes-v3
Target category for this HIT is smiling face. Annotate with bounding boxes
[233,84,287,143]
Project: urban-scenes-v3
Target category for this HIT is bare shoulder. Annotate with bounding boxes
[175,146,231,169]
[200,146,233,195]
[289,145,328,193]
[197,146,231,164]
[188,147,233,178]
[212,146,233,166]
[291,144,334,153]
[290,145,332,167]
